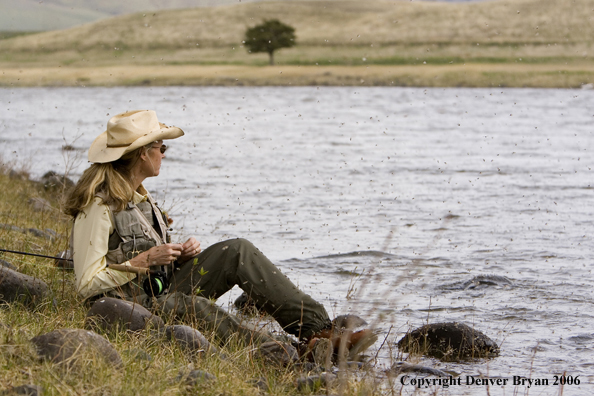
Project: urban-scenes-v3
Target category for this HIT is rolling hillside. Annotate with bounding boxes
[1,0,591,51]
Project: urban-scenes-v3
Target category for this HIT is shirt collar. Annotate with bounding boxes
[133,185,148,204]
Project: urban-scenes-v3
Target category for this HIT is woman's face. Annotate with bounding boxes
[140,140,165,178]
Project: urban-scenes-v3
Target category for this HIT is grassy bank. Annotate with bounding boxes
[0,0,592,87]
[0,166,380,395]
[1,63,592,88]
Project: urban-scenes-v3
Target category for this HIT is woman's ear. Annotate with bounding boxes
[139,148,148,162]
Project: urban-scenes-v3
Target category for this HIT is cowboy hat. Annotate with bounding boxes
[88,110,184,163]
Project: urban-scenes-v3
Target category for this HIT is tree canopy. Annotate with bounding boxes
[244,19,296,65]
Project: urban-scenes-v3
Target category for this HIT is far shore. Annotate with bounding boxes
[1,64,592,88]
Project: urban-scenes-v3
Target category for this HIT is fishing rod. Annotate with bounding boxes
[0,248,150,275]
[0,248,71,262]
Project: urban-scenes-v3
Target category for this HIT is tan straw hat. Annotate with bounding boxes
[88,110,184,163]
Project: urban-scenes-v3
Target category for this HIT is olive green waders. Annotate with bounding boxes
[112,238,331,345]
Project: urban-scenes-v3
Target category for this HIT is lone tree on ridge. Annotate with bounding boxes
[244,19,296,65]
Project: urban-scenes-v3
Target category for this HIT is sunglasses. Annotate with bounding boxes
[151,144,167,154]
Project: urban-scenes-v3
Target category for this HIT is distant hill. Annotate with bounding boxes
[0,0,283,31]
[1,0,483,32]
[0,0,590,52]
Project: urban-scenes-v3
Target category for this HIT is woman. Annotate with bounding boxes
[65,110,372,352]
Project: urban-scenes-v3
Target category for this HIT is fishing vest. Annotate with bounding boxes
[99,192,171,274]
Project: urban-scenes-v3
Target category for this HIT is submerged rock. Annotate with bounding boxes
[397,322,499,361]
[441,275,512,291]
[85,297,164,333]
[0,266,50,307]
[31,328,122,368]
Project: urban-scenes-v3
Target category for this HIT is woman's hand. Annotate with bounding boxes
[129,243,183,269]
[179,237,201,262]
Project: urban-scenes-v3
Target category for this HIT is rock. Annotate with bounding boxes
[0,259,17,271]
[54,250,73,270]
[30,328,122,368]
[8,170,29,181]
[40,171,74,193]
[165,325,217,356]
[122,348,152,362]
[332,314,368,330]
[25,228,53,240]
[388,361,450,377]
[254,341,299,367]
[0,266,50,307]
[397,322,500,360]
[27,198,53,213]
[0,384,43,396]
[441,275,512,291]
[295,372,337,392]
[233,292,262,314]
[177,369,216,387]
[85,297,164,333]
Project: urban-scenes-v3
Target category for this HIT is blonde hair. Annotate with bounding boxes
[64,145,151,217]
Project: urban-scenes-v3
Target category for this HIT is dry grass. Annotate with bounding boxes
[0,63,592,88]
[0,166,381,396]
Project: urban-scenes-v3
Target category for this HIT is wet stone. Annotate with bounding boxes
[31,328,123,368]
[388,361,450,377]
[0,384,43,396]
[0,266,50,307]
[332,314,368,330]
[85,297,164,333]
[441,275,513,291]
[254,340,299,367]
[165,325,218,356]
[397,322,500,361]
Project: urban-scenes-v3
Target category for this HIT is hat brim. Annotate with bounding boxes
[88,123,184,163]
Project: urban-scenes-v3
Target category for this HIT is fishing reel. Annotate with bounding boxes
[143,270,169,297]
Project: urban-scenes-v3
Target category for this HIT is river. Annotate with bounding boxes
[1,86,593,395]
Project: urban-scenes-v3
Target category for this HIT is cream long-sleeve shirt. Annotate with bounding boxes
[72,189,148,299]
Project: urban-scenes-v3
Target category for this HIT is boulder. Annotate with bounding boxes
[30,328,122,368]
[0,266,50,307]
[397,322,499,360]
[254,341,299,367]
[40,171,74,193]
[165,325,218,356]
[85,297,164,333]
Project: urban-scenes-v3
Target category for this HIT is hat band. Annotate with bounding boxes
[106,143,132,148]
